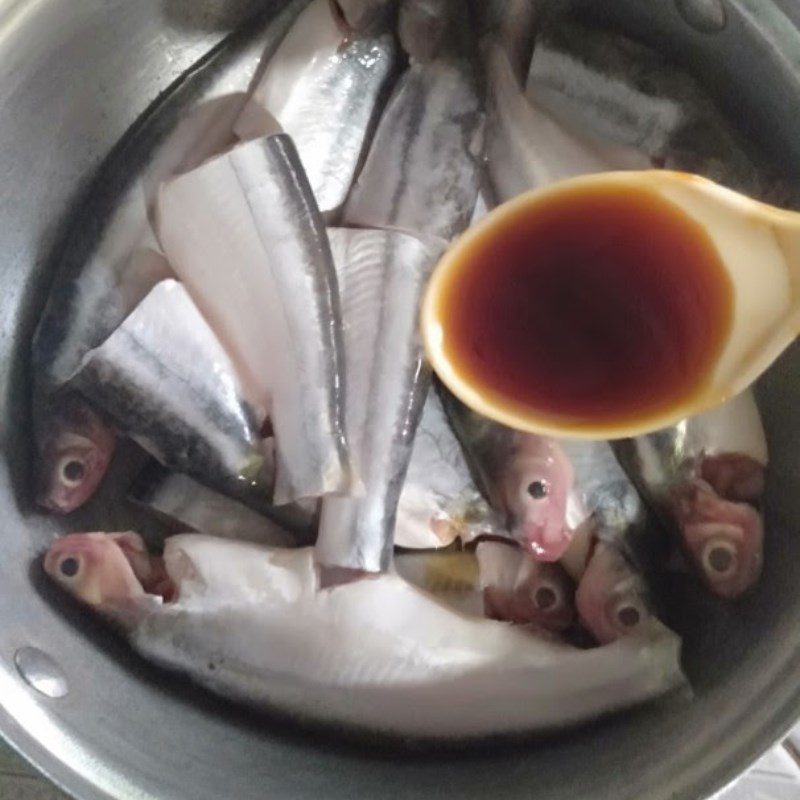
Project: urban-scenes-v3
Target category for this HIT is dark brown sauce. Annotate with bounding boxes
[438,184,733,428]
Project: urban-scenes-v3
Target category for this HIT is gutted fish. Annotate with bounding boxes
[343,0,484,240]
[157,134,350,504]
[44,532,686,736]
[234,0,399,218]
[129,462,313,546]
[613,391,768,598]
[69,280,267,499]
[526,18,766,197]
[396,391,504,549]
[440,389,574,561]
[480,37,649,206]
[315,229,442,573]
[31,1,307,511]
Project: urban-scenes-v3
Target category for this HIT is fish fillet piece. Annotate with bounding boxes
[45,533,688,737]
[70,280,266,497]
[315,228,443,572]
[234,0,398,218]
[157,134,350,504]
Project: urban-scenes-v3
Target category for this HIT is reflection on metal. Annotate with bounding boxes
[14,648,68,699]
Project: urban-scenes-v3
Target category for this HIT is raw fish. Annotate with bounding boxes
[44,532,687,737]
[336,0,397,32]
[343,0,484,240]
[129,462,313,545]
[234,0,399,218]
[315,229,442,573]
[69,280,267,499]
[526,18,767,197]
[31,0,306,511]
[396,391,504,549]
[157,134,350,504]
[613,391,767,598]
[440,389,575,561]
[471,0,541,82]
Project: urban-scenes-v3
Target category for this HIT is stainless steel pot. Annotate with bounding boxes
[2,1,800,798]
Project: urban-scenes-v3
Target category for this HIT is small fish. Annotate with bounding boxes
[69,280,267,499]
[44,532,686,736]
[157,134,350,504]
[613,391,768,598]
[396,391,504,550]
[476,540,576,633]
[234,0,399,218]
[525,17,768,197]
[480,37,649,206]
[343,0,484,240]
[31,1,307,512]
[440,389,574,561]
[315,228,443,573]
[129,462,314,545]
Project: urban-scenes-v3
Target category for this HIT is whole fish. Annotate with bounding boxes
[44,532,686,737]
[342,0,484,240]
[234,0,399,218]
[69,280,268,499]
[525,18,770,198]
[395,391,504,550]
[31,0,307,512]
[315,228,442,573]
[129,462,314,545]
[558,440,665,645]
[613,391,768,598]
[440,389,575,561]
[480,36,649,206]
[157,134,350,505]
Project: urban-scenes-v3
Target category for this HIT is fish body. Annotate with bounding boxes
[235,0,399,218]
[157,134,350,504]
[44,532,686,737]
[31,1,306,511]
[471,0,541,82]
[440,389,574,561]
[70,280,266,498]
[613,391,767,598]
[315,228,442,572]
[343,0,484,240]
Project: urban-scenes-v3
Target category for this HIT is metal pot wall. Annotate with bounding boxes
[2,1,800,798]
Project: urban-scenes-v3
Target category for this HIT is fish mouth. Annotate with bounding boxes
[518,522,573,562]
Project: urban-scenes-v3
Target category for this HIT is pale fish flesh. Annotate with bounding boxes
[480,36,650,206]
[31,1,306,512]
[69,280,268,500]
[343,0,484,240]
[613,390,768,598]
[129,462,314,545]
[315,228,442,573]
[234,0,399,218]
[157,134,350,504]
[44,532,687,737]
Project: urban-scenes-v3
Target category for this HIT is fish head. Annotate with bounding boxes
[699,453,766,504]
[673,481,763,598]
[37,404,116,513]
[43,532,147,610]
[576,545,652,645]
[504,439,574,562]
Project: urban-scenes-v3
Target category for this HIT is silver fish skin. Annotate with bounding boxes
[70,280,267,497]
[343,3,484,241]
[45,532,687,737]
[396,391,503,549]
[234,0,399,219]
[129,462,315,545]
[315,228,444,573]
[31,1,306,511]
[157,134,350,505]
[525,18,767,197]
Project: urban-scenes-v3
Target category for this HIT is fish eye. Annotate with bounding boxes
[613,598,645,631]
[701,539,738,578]
[58,556,81,579]
[532,582,560,611]
[59,458,86,487]
[527,480,549,500]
